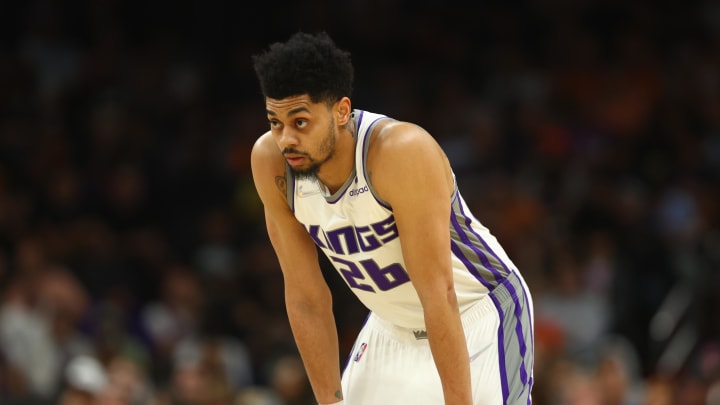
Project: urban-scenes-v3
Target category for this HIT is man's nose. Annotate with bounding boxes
[277,128,299,149]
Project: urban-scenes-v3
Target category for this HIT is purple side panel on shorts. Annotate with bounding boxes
[450,195,534,402]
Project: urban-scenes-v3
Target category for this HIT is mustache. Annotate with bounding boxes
[282,148,308,156]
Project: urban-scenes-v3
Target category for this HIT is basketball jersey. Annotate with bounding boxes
[287,110,521,329]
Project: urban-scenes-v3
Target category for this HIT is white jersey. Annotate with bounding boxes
[287,110,522,329]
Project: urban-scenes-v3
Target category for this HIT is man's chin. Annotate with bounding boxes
[291,166,319,180]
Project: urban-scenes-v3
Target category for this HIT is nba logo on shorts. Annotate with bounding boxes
[354,342,367,362]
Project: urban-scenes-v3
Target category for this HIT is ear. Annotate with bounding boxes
[335,97,352,126]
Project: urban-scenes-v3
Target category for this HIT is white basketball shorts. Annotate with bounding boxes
[340,272,534,405]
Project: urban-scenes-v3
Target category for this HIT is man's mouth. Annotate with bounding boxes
[284,154,306,166]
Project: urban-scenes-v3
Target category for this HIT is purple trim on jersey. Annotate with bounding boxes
[360,113,394,211]
[456,200,511,277]
[326,186,348,204]
[450,211,503,283]
[356,110,365,131]
[450,242,493,289]
[289,169,297,213]
[327,110,393,207]
[322,111,368,205]
[453,199,531,394]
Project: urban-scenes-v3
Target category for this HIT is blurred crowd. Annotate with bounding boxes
[1,0,719,404]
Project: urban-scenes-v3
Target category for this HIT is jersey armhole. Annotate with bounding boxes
[285,164,296,212]
[361,117,393,211]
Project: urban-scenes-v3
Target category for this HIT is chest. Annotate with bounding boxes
[293,179,398,256]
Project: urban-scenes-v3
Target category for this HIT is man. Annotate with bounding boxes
[250,31,534,405]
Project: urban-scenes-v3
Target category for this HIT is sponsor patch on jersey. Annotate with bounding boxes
[354,342,368,362]
[348,185,369,197]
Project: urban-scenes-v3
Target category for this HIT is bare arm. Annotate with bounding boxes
[369,122,472,405]
[250,133,343,404]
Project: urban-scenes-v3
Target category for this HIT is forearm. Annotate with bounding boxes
[286,298,343,404]
[425,296,473,405]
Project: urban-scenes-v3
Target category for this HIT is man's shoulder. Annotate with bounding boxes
[365,120,441,183]
[250,131,285,178]
[251,132,283,167]
[252,131,276,156]
[369,120,435,155]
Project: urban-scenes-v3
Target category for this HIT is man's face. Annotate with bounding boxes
[265,94,337,179]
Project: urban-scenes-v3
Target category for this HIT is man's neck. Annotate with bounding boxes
[316,127,356,194]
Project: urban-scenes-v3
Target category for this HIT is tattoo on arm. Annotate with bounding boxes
[275,176,287,195]
[335,390,343,400]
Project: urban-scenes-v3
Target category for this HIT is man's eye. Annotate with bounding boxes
[269,120,281,129]
[296,119,308,129]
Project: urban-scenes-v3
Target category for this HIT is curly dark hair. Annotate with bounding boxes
[252,31,354,105]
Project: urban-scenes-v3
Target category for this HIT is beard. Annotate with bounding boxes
[287,117,337,180]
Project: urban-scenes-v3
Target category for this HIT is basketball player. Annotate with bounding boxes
[250,31,534,405]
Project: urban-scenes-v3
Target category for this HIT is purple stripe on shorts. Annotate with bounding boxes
[453,199,531,391]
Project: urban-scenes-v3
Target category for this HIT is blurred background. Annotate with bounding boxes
[0,0,719,404]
